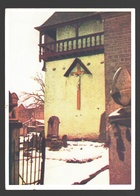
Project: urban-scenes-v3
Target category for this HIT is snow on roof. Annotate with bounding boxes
[22,118,44,125]
[35,119,44,124]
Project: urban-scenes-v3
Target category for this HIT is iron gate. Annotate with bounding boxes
[19,132,45,185]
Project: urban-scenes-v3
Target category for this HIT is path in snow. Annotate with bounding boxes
[44,141,109,186]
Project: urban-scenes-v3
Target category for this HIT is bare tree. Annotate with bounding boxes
[19,72,45,108]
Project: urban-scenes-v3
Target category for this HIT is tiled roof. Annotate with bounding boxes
[35,12,129,31]
[35,12,98,30]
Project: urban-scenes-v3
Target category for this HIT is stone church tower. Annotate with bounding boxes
[35,11,131,141]
[35,12,105,141]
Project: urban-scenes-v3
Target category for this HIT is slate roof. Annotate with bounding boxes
[35,12,129,31]
[35,12,99,30]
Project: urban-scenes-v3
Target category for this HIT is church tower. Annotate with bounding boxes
[35,11,131,142]
[35,11,132,184]
[35,12,105,141]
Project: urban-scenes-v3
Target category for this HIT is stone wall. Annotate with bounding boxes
[103,12,132,184]
[104,12,131,127]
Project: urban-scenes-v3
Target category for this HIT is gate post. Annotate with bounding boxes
[108,67,131,184]
[40,136,46,184]
[9,92,22,185]
[9,120,22,184]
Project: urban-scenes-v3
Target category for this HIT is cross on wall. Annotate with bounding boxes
[63,58,92,110]
[71,64,86,110]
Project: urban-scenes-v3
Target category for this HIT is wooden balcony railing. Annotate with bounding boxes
[39,32,104,61]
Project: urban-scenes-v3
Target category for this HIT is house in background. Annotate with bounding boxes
[15,104,44,123]
[13,103,44,136]
[22,118,44,136]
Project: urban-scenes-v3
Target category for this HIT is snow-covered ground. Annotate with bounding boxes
[44,141,109,187]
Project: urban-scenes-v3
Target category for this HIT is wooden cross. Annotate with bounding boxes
[71,64,86,110]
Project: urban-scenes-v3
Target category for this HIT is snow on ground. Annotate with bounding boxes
[44,141,109,186]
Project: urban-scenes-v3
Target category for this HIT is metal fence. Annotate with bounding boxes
[19,132,45,185]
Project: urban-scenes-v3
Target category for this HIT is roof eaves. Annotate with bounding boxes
[35,12,101,31]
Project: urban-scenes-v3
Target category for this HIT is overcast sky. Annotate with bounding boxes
[5,8,97,106]
[5,8,56,105]
[5,8,94,106]
[5,8,134,106]
[5,8,91,96]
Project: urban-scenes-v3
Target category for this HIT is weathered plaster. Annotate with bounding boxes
[45,54,105,140]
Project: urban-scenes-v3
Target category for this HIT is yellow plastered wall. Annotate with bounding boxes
[57,19,104,40]
[45,54,105,140]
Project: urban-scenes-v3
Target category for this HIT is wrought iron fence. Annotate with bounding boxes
[19,132,45,185]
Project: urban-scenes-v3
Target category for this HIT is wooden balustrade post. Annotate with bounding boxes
[39,32,104,60]
[94,35,97,46]
[99,34,101,45]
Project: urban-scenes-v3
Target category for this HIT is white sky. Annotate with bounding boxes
[5,8,135,106]
[5,8,95,98]
[5,9,135,189]
[5,8,55,102]
[5,8,97,106]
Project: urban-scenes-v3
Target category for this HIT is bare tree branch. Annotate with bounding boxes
[19,72,45,108]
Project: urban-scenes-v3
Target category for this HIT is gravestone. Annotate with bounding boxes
[62,134,67,147]
[47,116,60,139]
[47,116,62,150]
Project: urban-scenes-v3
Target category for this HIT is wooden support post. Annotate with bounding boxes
[39,32,42,62]
[77,76,81,110]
